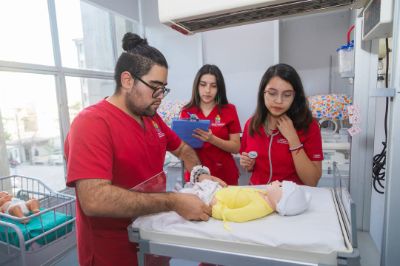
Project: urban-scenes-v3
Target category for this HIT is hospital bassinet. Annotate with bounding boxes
[0,175,76,266]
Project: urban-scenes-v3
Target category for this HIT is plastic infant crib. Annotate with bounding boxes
[0,175,76,266]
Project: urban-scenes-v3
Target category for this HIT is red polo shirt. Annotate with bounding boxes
[240,118,323,185]
[180,104,242,185]
[65,99,181,266]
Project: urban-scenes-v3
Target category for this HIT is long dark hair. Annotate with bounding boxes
[114,32,168,92]
[249,63,312,136]
[184,64,228,111]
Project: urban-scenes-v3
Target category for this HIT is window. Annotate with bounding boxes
[55,0,115,71]
[0,0,54,65]
[115,15,140,56]
[0,72,65,191]
[66,77,115,123]
[0,0,139,191]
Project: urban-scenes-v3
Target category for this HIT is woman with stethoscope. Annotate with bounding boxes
[240,63,323,186]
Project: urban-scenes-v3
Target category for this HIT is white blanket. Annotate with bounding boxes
[132,186,349,255]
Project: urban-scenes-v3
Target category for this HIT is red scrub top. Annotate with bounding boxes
[65,99,181,266]
[180,104,242,185]
[240,118,323,185]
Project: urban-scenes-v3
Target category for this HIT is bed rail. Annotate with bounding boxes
[332,162,360,266]
[0,175,76,266]
[333,162,357,248]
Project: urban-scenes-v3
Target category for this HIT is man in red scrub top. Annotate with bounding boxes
[65,33,225,266]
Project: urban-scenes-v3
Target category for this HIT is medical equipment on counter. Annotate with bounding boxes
[0,175,76,266]
[323,150,349,172]
[128,164,359,266]
[320,127,351,187]
[336,25,356,78]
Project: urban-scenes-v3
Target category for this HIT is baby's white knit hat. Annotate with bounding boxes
[276,181,311,216]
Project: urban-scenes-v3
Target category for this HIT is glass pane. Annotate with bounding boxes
[65,77,115,123]
[55,0,114,71]
[309,94,352,188]
[0,0,54,65]
[114,15,140,56]
[0,72,65,191]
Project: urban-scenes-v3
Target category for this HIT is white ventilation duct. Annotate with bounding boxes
[158,0,367,35]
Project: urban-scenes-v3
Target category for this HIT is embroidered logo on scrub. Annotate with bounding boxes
[152,121,165,138]
[212,115,225,127]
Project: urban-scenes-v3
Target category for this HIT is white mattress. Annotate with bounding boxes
[132,186,350,259]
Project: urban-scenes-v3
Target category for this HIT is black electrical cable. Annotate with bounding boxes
[372,38,390,194]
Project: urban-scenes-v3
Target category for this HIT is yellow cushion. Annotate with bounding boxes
[212,187,273,223]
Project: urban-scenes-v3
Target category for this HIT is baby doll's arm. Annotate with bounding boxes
[8,205,25,218]
[26,199,40,213]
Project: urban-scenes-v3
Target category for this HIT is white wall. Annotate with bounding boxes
[141,0,203,103]
[203,21,278,127]
[280,10,353,96]
[141,0,278,128]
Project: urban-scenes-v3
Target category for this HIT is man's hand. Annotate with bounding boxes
[171,193,212,221]
[198,174,227,187]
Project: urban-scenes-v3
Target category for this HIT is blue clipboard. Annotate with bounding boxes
[171,119,210,148]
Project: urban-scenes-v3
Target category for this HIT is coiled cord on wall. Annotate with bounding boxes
[372,38,390,194]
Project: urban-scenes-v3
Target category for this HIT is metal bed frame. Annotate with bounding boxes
[128,163,360,266]
[0,175,76,266]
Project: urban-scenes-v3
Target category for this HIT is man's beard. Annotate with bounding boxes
[125,94,159,117]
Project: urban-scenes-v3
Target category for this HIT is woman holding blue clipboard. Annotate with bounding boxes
[180,65,242,185]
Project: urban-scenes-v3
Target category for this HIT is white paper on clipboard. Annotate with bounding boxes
[129,171,167,193]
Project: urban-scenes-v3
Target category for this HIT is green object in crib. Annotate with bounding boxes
[0,209,73,249]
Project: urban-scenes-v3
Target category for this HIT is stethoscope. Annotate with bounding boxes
[265,128,280,184]
[248,128,279,185]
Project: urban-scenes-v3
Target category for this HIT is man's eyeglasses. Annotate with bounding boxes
[264,90,295,102]
[133,75,171,98]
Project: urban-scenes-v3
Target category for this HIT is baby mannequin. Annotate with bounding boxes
[0,191,40,223]
[180,180,311,223]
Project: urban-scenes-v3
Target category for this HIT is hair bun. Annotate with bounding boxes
[122,32,148,52]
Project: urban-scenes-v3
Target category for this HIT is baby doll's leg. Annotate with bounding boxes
[26,199,40,213]
[8,205,29,223]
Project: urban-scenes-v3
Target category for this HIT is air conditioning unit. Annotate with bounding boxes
[158,0,367,35]
[362,0,393,40]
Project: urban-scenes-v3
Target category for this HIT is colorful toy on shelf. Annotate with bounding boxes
[157,100,187,127]
[308,94,353,120]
